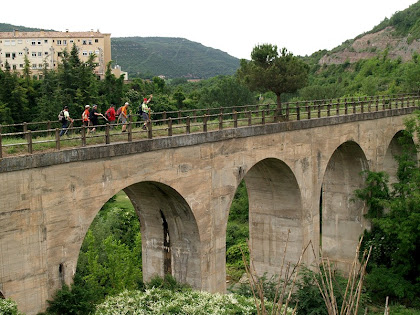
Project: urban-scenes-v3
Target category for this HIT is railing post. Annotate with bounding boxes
[248,110,252,126]
[27,130,33,154]
[168,117,172,136]
[296,105,300,121]
[105,123,110,144]
[262,109,266,125]
[203,115,208,132]
[47,121,51,137]
[177,110,181,124]
[336,99,340,116]
[55,128,60,150]
[147,120,152,139]
[285,103,290,121]
[23,122,28,142]
[307,101,311,120]
[128,120,133,142]
[376,97,379,111]
[193,109,198,123]
[368,97,372,112]
[218,113,223,130]
[382,96,386,110]
[352,98,356,114]
[82,126,86,147]
[163,111,167,120]
[186,116,191,134]
[327,103,331,117]
[234,111,238,128]
[318,102,321,118]
[361,99,364,113]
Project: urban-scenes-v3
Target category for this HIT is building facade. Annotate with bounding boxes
[0,30,111,79]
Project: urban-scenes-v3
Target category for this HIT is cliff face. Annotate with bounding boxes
[319,26,420,65]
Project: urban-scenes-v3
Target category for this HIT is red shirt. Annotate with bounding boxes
[106,107,116,121]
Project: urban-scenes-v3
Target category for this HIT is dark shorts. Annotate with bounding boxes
[142,112,149,121]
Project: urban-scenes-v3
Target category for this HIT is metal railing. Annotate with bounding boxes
[0,94,418,158]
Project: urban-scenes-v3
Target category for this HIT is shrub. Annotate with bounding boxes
[0,298,22,315]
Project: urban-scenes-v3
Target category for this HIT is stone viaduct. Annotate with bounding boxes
[0,107,417,314]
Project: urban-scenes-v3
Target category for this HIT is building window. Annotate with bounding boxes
[82,51,88,56]
[88,51,93,55]
[38,64,43,68]
[32,52,37,57]
[44,52,48,55]
[31,41,36,45]
[88,40,92,45]
[32,64,36,69]
[57,40,62,45]
[57,52,63,57]
[63,40,67,45]
[95,39,98,43]
[5,53,10,58]
[70,40,74,43]
[12,53,16,59]
[11,40,15,46]
[38,52,42,57]
[82,40,87,45]
[37,41,41,45]
[18,52,23,56]
[19,64,23,68]
[44,39,48,43]
[18,40,22,44]
[5,40,10,46]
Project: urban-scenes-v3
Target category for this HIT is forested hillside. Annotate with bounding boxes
[111,37,240,79]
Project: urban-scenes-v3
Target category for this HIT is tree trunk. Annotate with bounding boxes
[276,93,284,121]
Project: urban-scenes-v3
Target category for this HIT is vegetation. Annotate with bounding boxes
[237,44,309,108]
[111,37,240,79]
[0,298,23,315]
[355,111,420,308]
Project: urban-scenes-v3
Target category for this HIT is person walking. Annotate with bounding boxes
[59,106,74,137]
[89,104,106,133]
[105,104,116,128]
[141,94,153,130]
[82,105,91,133]
[120,102,129,132]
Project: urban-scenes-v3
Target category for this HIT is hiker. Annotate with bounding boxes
[141,94,153,130]
[119,102,129,132]
[89,104,106,133]
[105,104,116,128]
[59,106,74,137]
[82,105,91,129]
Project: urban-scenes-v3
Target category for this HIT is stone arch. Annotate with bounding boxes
[244,158,304,277]
[384,131,417,186]
[123,181,201,288]
[321,141,369,271]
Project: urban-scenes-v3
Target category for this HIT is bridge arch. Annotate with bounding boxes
[123,181,201,287]
[384,130,417,186]
[76,181,201,290]
[244,158,304,276]
[320,141,369,270]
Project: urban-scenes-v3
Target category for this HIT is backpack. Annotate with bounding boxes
[58,110,65,122]
[116,106,122,116]
[105,109,111,120]
[138,105,143,115]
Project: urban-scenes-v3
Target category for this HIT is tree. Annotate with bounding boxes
[356,111,420,307]
[237,44,309,111]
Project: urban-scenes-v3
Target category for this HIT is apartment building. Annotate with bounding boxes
[0,29,111,79]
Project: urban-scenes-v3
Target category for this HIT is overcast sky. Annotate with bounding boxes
[1,0,418,59]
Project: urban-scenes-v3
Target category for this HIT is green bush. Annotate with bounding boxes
[0,298,22,315]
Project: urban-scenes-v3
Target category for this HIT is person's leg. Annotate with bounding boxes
[59,123,67,137]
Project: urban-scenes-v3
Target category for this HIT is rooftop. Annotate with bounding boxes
[0,30,110,39]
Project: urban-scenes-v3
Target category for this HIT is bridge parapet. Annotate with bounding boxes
[0,94,418,159]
